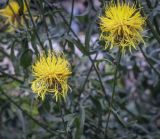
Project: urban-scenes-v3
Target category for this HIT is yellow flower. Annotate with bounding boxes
[31,51,72,101]
[99,2,145,53]
[0,0,28,31]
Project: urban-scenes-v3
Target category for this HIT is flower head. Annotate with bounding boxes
[99,2,145,53]
[31,51,72,101]
[0,0,28,31]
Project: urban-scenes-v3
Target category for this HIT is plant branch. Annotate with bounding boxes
[78,53,98,101]
[139,45,160,76]
[0,87,57,136]
[137,0,160,45]
[104,51,122,139]
[24,0,45,50]
[58,101,69,139]
[0,70,23,83]
[36,0,53,51]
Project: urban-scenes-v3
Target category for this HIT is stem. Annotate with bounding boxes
[104,51,122,139]
[139,45,160,76]
[24,0,45,50]
[0,70,23,83]
[0,88,56,136]
[0,48,10,58]
[63,0,75,48]
[68,0,75,32]
[21,3,39,56]
[36,0,53,51]
[136,0,160,45]
[88,55,109,103]
[58,101,68,139]
[78,53,98,101]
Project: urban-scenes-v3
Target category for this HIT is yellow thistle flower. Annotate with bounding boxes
[0,0,28,31]
[99,2,145,53]
[31,51,72,101]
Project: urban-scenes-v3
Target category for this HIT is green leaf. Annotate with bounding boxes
[80,106,85,132]
[66,114,77,132]
[85,15,98,50]
[20,49,33,68]
[73,106,85,139]
[74,117,81,139]
[64,36,89,55]
[111,108,127,128]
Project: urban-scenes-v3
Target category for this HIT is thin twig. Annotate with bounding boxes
[24,0,45,50]
[137,0,160,45]
[0,70,23,83]
[0,48,10,58]
[88,55,109,102]
[68,0,75,33]
[58,101,69,139]
[36,0,53,51]
[21,2,39,56]
[104,51,122,139]
[0,87,57,136]
[78,53,98,101]
[139,45,160,76]
[63,0,75,48]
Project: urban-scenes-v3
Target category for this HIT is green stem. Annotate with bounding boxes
[0,70,23,83]
[78,53,98,101]
[63,0,75,48]
[68,0,75,32]
[139,45,160,76]
[24,0,45,50]
[89,55,109,102]
[137,0,160,45]
[21,4,39,56]
[0,48,10,58]
[0,88,57,136]
[104,51,122,139]
[58,101,69,139]
[36,0,53,51]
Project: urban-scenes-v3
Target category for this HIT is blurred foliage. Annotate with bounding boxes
[0,0,160,139]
